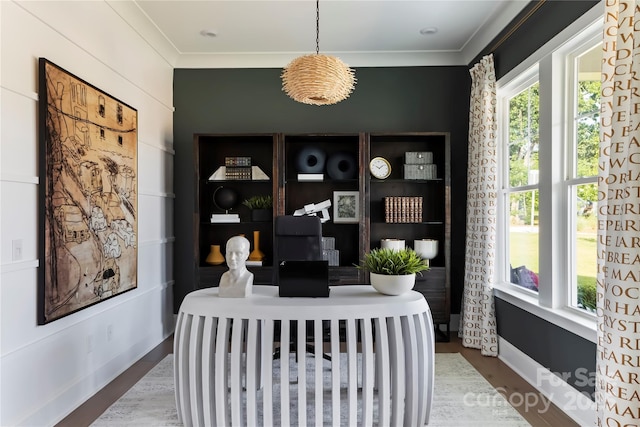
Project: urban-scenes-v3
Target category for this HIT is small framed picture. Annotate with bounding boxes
[333,191,360,223]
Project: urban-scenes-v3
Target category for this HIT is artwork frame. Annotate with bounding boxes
[333,191,360,223]
[38,58,138,324]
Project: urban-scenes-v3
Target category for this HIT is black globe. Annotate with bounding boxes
[213,186,238,211]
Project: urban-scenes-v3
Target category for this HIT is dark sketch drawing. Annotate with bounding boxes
[38,59,138,324]
[333,191,359,223]
[337,195,356,218]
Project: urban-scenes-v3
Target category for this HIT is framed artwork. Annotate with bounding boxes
[333,191,360,223]
[38,58,138,324]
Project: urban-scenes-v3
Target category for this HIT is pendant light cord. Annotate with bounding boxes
[316,0,320,55]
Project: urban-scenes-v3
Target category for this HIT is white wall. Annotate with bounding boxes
[0,1,175,425]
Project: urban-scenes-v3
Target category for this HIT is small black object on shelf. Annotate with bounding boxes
[327,151,357,179]
[296,147,326,173]
[213,186,238,213]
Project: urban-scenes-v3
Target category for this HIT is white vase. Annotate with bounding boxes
[380,238,405,251]
[414,239,438,260]
[370,272,416,295]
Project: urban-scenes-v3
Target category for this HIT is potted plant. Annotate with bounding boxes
[357,247,429,295]
[242,194,273,222]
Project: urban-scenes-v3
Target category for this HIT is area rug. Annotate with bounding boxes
[91,353,530,426]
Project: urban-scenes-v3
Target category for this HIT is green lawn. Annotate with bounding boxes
[510,230,597,286]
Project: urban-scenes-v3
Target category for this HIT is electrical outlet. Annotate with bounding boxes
[12,239,23,261]
[107,324,113,342]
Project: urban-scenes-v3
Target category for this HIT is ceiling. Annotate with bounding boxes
[110,0,530,68]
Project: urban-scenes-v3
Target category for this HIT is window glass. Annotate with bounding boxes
[508,82,539,187]
[575,44,601,178]
[573,183,597,312]
[508,190,539,292]
[506,81,540,292]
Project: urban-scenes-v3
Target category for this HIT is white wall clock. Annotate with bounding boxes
[369,156,392,179]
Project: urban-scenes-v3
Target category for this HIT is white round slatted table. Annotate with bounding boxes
[174,285,434,427]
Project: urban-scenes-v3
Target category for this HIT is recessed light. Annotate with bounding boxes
[420,27,438,35]
[200,29,217,37]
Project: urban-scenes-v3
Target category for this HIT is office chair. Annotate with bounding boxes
[272,215,331,361]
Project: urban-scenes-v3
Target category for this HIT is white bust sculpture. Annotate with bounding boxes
[218,235,254,298]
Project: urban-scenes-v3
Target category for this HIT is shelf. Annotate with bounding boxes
[286,178,358,184]
[371,178,443,183]
[202,222,271,225]
[378,221,444,225]
[207,180,272,184]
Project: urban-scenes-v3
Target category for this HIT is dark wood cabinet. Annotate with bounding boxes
[194,132,450,335]
[195,134,278,286]
[277,133,366,284]
[366,133,451,337]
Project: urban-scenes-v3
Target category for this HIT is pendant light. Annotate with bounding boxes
[281,0,356,105]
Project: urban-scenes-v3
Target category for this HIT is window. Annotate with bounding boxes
[567,42,600,313]
[495,8,602,338]
[503,77,540,294]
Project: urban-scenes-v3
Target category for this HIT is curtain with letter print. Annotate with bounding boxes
[597,1,640,425]
[459,54,498,357]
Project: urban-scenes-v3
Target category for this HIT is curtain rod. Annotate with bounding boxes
[489,0,546,53]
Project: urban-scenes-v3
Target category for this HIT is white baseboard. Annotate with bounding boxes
[498,336,595,426]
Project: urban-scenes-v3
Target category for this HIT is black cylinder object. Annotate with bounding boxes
[296,147,326,173]
[326,152,357,179]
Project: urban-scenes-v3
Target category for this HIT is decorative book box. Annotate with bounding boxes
[384,196,423,223]
[404,151,433,164]
[403,164,437,180]
[403,151,436,179]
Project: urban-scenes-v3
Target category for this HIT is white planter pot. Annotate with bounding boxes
[414,239,438,260]
[370,272,416,295]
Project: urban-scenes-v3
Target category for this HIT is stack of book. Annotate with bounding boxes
[225,157,252,180]
[384,196,423,223]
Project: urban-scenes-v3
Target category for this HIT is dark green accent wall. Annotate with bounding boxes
[173,66,471,313]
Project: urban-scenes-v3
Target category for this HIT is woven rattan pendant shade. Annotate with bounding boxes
[282,54,355,105]
[281,0,356,105]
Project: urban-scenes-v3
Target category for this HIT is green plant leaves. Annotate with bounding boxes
[242,195,273,210]
[358,247,429,275]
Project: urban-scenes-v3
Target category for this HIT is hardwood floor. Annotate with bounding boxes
[57,335,578,427]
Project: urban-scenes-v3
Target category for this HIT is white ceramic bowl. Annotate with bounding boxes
[370,272,416,295]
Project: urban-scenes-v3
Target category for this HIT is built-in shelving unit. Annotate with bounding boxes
[367,133,451,336]
[194,131,450,336]
[278,133,365,284]
[195,134,278,286]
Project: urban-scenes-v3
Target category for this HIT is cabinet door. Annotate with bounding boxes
[280,134,364,283]
[196,134,277,286]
